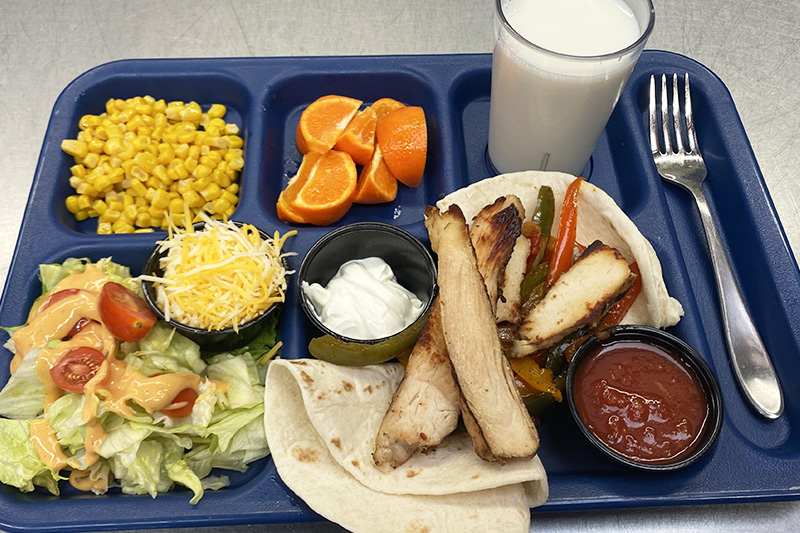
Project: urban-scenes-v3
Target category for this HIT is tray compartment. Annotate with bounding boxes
[48,65,252,235]
[262,68,441,228]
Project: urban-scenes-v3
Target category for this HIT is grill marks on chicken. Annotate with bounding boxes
[469,196,526,322]
[514,241,635,356]
[373,299,460,470]
[425,205,539,461]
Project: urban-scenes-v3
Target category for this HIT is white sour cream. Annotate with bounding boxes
[302,257,424,340]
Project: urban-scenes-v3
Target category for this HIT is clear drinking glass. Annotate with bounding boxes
[487,0,655,176]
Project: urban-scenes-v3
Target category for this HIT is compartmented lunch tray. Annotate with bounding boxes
[1,51,799,532]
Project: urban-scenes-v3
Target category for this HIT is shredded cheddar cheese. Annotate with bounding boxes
[143,213,296,332]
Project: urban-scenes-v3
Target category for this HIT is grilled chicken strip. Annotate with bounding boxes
[373,298,460,470]
[425,205,539,461]
[514,241,635,356]
[469,196,524,317]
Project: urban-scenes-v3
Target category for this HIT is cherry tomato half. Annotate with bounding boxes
[98,282,157,342]
[39,288,81,312]
[50,346,106,393]
[159,388,199,418]
[65,317,94,340]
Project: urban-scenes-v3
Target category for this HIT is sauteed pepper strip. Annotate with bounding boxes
[545,177,583,289]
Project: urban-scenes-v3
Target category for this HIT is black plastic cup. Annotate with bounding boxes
[141,221,283,352]
[566,325,723,471]
[297,222,437,363]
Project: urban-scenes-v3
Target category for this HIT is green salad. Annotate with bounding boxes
[0,258,278,503]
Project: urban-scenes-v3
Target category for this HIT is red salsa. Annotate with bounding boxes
[573,340,709,465]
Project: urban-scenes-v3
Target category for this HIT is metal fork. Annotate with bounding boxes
[649,73,783,419]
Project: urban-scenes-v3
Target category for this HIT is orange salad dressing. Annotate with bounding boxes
[7,265,210,491]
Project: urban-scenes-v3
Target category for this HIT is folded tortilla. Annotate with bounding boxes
[437,171,683,328]
[264,358,548,533]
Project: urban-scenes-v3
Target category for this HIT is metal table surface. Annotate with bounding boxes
[0,0,798,531]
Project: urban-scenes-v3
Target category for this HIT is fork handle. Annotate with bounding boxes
[690,185,784,419]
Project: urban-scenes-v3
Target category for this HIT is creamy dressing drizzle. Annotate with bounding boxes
[7,265,211,490]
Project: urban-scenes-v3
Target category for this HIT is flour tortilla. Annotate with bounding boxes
[264,358,548,533]
[437,171,683,328]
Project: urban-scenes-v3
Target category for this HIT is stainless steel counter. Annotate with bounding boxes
[0,0,798,531]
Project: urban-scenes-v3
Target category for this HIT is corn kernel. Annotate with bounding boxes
[212,169,231,188]
[200,182,222,201]
[77,195,93,211]
[151,189,170,209]
[181,102,203,123]
[228,156,244,171]
[97,221,113,235]
[132,135,151,152]
[168,197,185,214]
[227,183,239,195]
[133,151,158,173]
[192,175,213,192]
[130,165,148,182]
[76,183,98,197]
[207,104,226,119]
[79,115,102,130]
[193,163,212,180]
[100,209,121,223]
[220,190,238,206]
[65,195,81,214]
[224,123,240,135]
[122,204,136,221]
[157,144,175,165]
[61,139,89,159]
[211,197,231,214]
[182,190,204,208]
[174,143,189,160]
[70,164,87,179]
[130,179,147,197]
[177,130,195,144]
[92,175,112,192]
[109,167,125,184]
[75,210,90,222]
[135,212,151,228]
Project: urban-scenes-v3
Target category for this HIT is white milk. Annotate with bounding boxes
[488,0,649,175]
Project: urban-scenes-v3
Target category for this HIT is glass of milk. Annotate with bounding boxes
[487,0,655,175]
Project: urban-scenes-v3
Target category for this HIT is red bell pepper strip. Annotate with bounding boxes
[525,224,543,273]
[545,177,583,289]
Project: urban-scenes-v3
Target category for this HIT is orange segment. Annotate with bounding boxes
[279,149,358,226]
[375,106,427,188]
[369,98,406,120]
[354,144,398,204]
[276,190,309,224]
[297,95,363,154]
[333,107,378,166]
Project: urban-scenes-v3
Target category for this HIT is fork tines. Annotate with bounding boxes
[649,73,698,156]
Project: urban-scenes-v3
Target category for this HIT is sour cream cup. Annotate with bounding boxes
[566,325,723,471]
[297,222,437,366]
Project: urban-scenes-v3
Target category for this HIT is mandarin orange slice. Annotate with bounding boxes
[375,106,427,188]
[297,95,363,154]
[354,144,398,204]
[369,98,406,120]
[280,149,358,226]
[334,106,378,166]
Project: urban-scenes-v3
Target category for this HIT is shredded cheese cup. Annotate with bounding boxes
[143,213,296,332]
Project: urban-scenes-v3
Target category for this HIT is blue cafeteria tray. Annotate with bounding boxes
[1,51,799,531]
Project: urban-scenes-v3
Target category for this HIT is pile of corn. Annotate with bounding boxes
[61,96,244,234]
